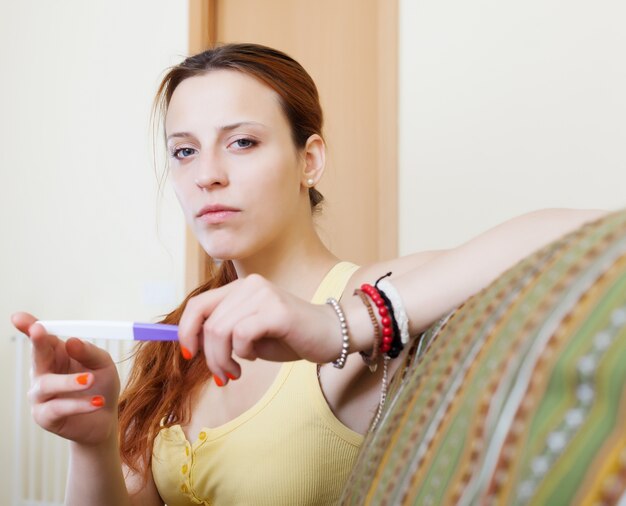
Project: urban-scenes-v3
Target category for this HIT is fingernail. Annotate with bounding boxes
[213,375,225,387]
[226,372,238,381]
[91,395,105,407]
[180,345,192,360]
[76,373,90,386]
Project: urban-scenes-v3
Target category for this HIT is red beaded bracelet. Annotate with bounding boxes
[361,283,394,354]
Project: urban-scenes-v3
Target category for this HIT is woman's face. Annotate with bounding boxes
[165,69,308,260]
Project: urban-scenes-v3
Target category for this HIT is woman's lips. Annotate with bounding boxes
[197,209,240,224]
[196,205,241,224]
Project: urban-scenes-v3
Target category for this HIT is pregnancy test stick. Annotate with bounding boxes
[36,321,179,341]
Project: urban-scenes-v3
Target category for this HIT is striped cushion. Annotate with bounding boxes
[341,209,626,505]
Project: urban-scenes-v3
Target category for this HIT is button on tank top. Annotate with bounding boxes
[151,261,363,505]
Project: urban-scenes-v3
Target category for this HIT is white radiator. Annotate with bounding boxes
[13,334,135,506]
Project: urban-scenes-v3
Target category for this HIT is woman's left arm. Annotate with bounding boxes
[347,207,611,347]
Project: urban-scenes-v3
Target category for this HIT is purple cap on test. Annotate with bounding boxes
[132,323,179,341]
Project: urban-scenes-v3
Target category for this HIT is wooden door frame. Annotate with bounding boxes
[185,0,397,292]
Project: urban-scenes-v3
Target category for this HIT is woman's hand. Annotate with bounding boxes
[177,274,343,383]
[11,312,121,446]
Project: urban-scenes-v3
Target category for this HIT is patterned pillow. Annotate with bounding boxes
[341,209,626,505]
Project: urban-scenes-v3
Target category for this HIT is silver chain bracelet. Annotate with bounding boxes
[326,297,350,368]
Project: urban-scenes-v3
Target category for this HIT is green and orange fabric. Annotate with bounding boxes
[341,209,626,505]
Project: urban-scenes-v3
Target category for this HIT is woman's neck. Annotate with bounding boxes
[231,224,339,301]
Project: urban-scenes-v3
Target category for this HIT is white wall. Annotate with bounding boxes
[399,0,626,254]
[0,1,188,504]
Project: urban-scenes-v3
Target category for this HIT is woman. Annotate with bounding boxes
[11,43,608,505]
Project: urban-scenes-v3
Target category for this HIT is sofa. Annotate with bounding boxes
[340,209,626,505]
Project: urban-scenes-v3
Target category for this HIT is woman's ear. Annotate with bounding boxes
[301,134,325,188]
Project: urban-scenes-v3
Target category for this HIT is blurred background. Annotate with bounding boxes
[1,0,624,504]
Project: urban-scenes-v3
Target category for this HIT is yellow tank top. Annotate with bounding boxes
[151,261,364,505]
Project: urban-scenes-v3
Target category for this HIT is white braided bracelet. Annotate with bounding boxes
[376,278,410,345]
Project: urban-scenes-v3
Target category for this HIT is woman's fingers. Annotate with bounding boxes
[230,299,338,364]
[202,318,240,384]
[209,292,299,379]
[178,274,328,383]
[201,276,285,381]
[178,276,260,361]
[11,311,38,334]
[178,280,241,356]
[13,312,120,445]
[231,314,299,362]
[11,313,60,376]
[31,396,105,430]
[28,323,63,376]
[200,279,270,380]
[29,372,94,403]
[65,337,114,370]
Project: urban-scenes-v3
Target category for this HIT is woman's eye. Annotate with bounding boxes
[171,147,196,159]
[230,138,257,150]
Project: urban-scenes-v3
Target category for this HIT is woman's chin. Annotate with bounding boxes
[199,235,265,263]
[201,243,241,262]
[204,251,235,262]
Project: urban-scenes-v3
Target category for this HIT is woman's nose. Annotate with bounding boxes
[194,155,229,190]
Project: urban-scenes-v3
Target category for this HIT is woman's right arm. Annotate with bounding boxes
[65,432,163,505]
[11,312,163,506]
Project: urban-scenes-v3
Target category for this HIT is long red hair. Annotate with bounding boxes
[118,43,325,480]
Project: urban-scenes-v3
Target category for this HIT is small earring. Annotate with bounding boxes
[306,178,315,187]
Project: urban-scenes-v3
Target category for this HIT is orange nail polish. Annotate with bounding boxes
[91,395,105,407]
[76,373,90,386]
[213,375,224,387]
[226,373,237,380]
[180,345,192,360]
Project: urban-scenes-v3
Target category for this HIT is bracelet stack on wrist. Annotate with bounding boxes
[359,272,407,360]
[324,271,410,429]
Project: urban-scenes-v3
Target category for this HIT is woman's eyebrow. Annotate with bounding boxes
[218,121,268,132]
[166,131,195,142]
